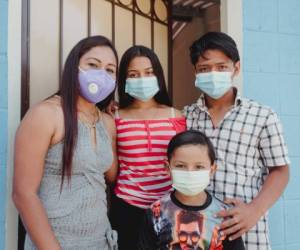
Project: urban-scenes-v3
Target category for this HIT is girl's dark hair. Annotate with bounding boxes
[190,31,240,66]
[167,130,216,164]
[56,35,118,184]
[118,45,171,108]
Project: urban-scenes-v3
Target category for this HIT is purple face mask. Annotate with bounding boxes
[78,67,116,104]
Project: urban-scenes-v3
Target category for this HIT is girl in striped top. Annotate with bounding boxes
[110,46,186,250]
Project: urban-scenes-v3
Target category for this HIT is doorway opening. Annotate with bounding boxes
[171,0,220,109]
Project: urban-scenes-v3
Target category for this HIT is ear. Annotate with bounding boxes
[233,61,240,77]
[194,67,198,77]
[164,160,171,173]
[210,163,217,176]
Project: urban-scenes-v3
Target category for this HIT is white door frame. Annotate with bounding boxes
[5,0,244,248]
[221,0,243,93]
[6,0,22,249]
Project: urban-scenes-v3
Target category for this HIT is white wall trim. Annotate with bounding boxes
[221,0,243,93]
[6,0,22,249]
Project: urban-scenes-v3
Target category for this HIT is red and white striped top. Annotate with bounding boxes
[114,108,186,209]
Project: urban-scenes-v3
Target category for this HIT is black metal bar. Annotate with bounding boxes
[105,0,167,26]
[20,0,30,248]
[88,0,91,36]
[21,0,30,119]
[132,0,136,45]
[59,0,63,85]
[167,0,173,104]
[151,0,154,50]
[112,0,115,45]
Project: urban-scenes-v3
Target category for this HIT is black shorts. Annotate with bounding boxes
[109,194,146,250]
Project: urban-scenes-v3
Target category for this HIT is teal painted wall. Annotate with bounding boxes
[243,0,300,249]
[0,0,8,248]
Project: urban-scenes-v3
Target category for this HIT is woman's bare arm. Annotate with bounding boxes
[13,102,61,249]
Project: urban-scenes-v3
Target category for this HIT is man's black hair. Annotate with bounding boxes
[190,31,240,65]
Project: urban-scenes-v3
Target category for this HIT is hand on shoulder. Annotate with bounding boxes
[173,108,184,118]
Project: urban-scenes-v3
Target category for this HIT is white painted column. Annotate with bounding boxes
[221,0,243,93]
[6,0,22,248]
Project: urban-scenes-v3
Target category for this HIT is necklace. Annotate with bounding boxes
[78,107,100,128]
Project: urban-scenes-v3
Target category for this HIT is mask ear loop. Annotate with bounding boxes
[78,67,85,73]
[232,61,241,79]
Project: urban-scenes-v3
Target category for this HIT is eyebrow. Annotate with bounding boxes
[174,160,207,165]
[173,161,187,165]
[87,57,117,68]
[107,63,117,68]
[128,67,153,72]
[216,61,231,65]
[197,61,229,67]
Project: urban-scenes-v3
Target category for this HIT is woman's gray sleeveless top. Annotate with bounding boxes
[24,119,117,250]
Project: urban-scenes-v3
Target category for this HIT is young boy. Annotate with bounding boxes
[183,32,290,249]
[139,130,245,250]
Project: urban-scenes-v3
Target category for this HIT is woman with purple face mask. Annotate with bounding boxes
[13,36,119,250]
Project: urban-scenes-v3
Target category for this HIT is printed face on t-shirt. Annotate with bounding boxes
[178,221,201,250]
[152,201,161,218]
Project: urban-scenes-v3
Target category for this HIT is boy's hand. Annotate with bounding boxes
[216,198,263,241]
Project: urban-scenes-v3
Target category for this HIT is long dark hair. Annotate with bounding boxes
[57,35,118,184]
[118,45,171,108]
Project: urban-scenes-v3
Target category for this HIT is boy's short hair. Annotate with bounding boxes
[167,130,215,165]
[189,31,240,66]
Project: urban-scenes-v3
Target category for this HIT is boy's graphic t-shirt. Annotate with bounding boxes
[139,191,245,250]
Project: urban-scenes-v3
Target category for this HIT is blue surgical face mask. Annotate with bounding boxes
[195,71,233,99]
[125,76,160,102]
